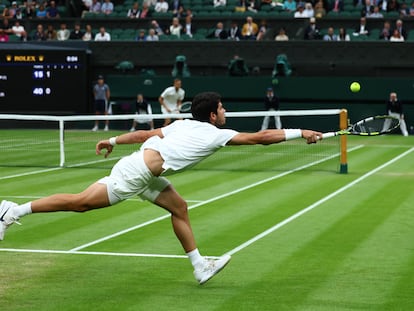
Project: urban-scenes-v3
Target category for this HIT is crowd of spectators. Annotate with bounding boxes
[0,0,413,42]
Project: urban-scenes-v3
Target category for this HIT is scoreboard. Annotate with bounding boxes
[0,46,90,114]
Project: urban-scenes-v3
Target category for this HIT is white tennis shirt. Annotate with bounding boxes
[141,119,238,174]
[160,86,185,111]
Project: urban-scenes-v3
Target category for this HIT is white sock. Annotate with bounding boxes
[186,248,205,269]
[13,202,32,218]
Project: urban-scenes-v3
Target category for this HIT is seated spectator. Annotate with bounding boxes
[94,26,111,41]
[46,1,60,19]
[214,0,227,7]
[0,19,12,34]
[36,4,48,18]
[241,16,259,40]
[146,28,159,40]
[313,0,326,18]
[410,1,414,16]
[379,20,391,40]
[170,0,183,14]
[330,0,344,12]
[206,21,228,39]
[294,4,308,17]
[14,8,23,19]
[304,17,321,39]
[8,1,18,18]
[228,21,242,41]
[151,20,164,35]
[82,0,101,17]
[323,27,338,41]
[82,24,94,41]
[22,2,36,19]
[235,0,247,11]
[135,29,147,41]
[303,2,314,16]
[127,2,141,18]
[57,23,70,41]
[386,0,400,12]
[81,0,93,13]
[2,7,12,19]
[256,19,268,41]
[140,2,151,18]
[389,29,404,41]
[353,16,370,36]
[11,20,27,41]
[275,27,289,41]
[32,24,47,41]
[337,27,350,41]
[377,0,388,11]
[155,0,169,12]
[393,19,407,40]
[283,0,297,12]
[45,24,57,40]
[367,5,384,17]
[361,0,373,16]
[0,29,9,42]
[399,2,409,16]
[69,22,84,40]
[182,15,195,38]
[246,0,258,12]
[101,0,114,15]
[169,17,182,37]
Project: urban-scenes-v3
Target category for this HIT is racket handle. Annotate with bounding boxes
[321,132,337,139]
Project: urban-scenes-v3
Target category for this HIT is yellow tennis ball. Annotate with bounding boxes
[350,82,361,93]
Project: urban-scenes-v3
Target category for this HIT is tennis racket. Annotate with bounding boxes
[180,101,192,113]
[321,115,400,139]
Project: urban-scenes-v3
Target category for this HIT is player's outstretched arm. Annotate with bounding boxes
[227,129,322,145]
[96,128,163,158]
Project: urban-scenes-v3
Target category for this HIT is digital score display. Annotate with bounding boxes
[0,47,90,114]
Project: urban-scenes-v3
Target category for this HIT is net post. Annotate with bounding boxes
[339,109,348,174]
[59,119,65,167]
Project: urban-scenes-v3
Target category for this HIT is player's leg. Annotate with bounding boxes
[0,183,111,240]
[148,183,231,284]
[153,184,196,252]
[31,182,110,213]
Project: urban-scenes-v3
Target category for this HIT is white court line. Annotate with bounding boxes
[0,248,189,259]
[0,145,364,258]
[0,156,121,181]
[225,146,414,256]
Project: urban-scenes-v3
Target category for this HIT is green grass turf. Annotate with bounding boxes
[1,135,414,310]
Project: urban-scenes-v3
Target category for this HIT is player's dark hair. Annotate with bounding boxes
[191,92,221,122]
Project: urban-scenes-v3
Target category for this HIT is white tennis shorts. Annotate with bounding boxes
[98,150,170,205]
[161,105,179,115]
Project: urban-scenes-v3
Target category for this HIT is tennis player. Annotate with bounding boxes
[159,78,185,126]
[0,92,323,285]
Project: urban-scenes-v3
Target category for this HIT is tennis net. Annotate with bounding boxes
[0,109,347,172]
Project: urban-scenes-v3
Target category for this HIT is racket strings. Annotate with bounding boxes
[354,117,399,135]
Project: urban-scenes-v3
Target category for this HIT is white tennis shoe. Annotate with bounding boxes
[194,254,231,285]
[0,200,19,241]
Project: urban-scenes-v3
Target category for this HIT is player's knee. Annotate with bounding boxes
[172,199,188,218]
[68,194,95,212]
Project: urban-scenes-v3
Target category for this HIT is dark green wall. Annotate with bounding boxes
[106,75,414,132]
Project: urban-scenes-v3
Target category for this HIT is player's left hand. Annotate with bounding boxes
[96,140,114,158]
